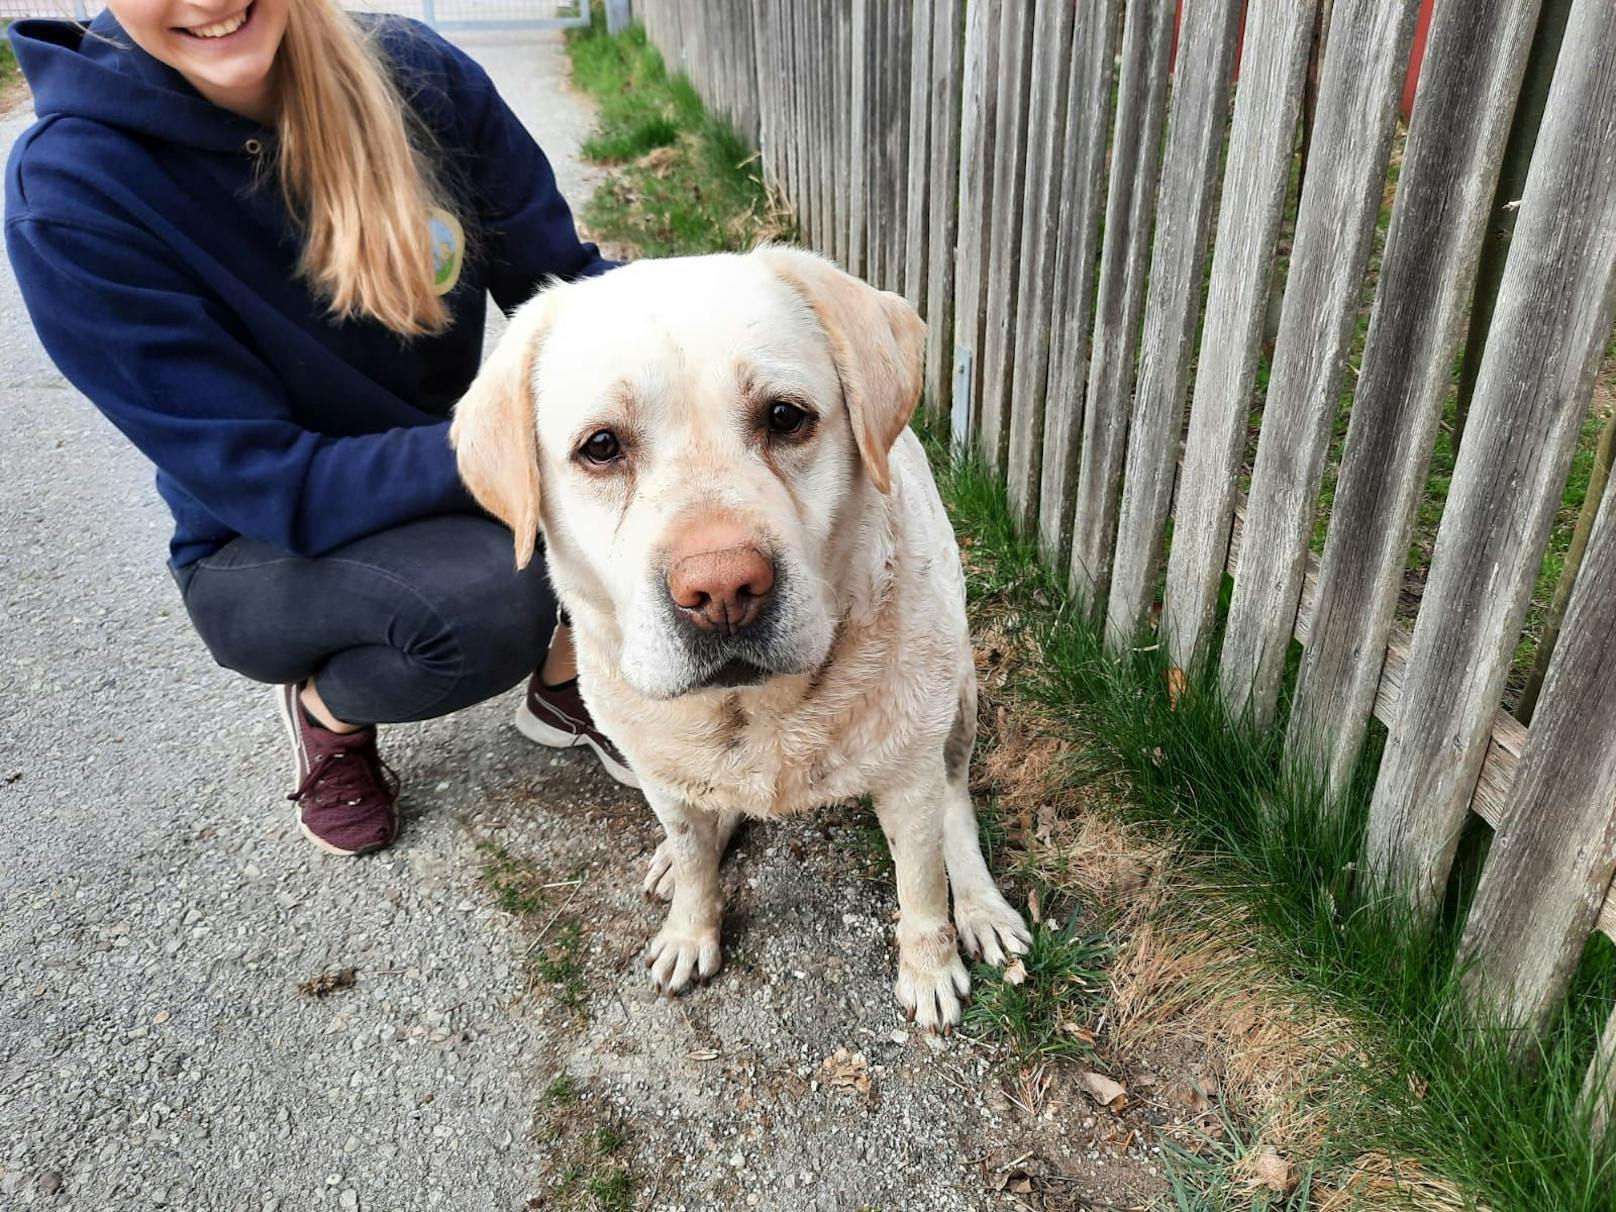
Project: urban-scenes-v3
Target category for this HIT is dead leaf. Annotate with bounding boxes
[634,144,681,177]
[1166,666,1188,708]
[296,968,356,999]
[1407,1071,1429,1100]
[687,1049,721,1062]
[1253,1148,1299,1195]
[1002,958,1028,986]
[1078,1070,1127,1111]
[989,1168,1036,1194]
[1059,1021,1096,1045]
[820,1047,872,1097]
[1035,804,1057,840]
[1027,887,1043,925]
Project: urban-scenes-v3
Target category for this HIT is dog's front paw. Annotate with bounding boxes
[642,840,676,902]
[643,921,722,995]
[955,890,1032,967]
[893,922,971,1033]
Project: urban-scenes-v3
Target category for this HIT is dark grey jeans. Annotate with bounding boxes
[176,514,557,726]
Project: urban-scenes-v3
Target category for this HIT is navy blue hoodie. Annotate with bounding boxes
[5,12,611,568]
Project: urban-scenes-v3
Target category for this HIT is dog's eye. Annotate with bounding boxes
[580,429,621,464]
[766,401,809,436]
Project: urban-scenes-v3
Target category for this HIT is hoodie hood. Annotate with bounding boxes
[10,11,269,151]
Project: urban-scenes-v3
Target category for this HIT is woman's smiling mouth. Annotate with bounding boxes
[178,2,253,40]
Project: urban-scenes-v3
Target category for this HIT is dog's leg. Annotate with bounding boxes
[941,683,1032,966]
[944,779,1032,966]
[640,787,726,995]
[643,810,742,902]
[875,778,971,1032]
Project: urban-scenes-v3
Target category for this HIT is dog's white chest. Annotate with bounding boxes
[635,682,900,817]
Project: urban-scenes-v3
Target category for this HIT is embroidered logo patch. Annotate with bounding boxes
[428,207,465,295]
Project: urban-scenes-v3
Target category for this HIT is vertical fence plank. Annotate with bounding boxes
[816,0,836,257]
[950,2,1001,444]
[903,0,934,307]
[1287,0,1545,793]
[795,0,817,249]
[795,0,814,248]
[1037,0,1121,563]
[885,2,911,292]
[868,0,890,287]
[1103,0,1244,648]
[833,0,851,266]
[1457,489,1616,1043]
[1068,0,1175,609]
[763,0,778,204]
[739,0,760,147]
[778,0,797,229]
[1004,0,1077,527]
[798,0,815,246]
[749,0,774,187]
[1216,0,1422,725]
[1365,0,1616,921]
[849,0,870,277]
[978,1,1036,469]
[923,0,965,424]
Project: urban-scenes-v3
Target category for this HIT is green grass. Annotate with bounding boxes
[933,441,1616,1212]
[1161,1104,1324,1211]
[544,1074,578,1106]
[479,844,591,1013]
[1,32,16,87]
[565,10,792,257]
[533,919,589,1014]
[480,844,554,916]
[538,1082,635,1212]
[964,919,1109,1061]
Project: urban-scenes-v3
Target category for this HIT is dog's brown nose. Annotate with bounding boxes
[668,545,776,633]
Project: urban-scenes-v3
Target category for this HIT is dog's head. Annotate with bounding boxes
[450,247,925,699]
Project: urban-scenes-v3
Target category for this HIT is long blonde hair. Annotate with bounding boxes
[275,0,456,337]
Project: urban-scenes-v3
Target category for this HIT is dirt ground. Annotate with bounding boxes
[456,741,1198,1212]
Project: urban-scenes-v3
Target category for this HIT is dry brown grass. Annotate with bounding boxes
[1317,1153,1482,1212]
[967,605,1468,1209]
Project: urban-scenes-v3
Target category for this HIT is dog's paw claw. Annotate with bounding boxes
[955,893,1032,969]
[895,951,970,1035]
[643,922,722,995]
[642,842,677,902]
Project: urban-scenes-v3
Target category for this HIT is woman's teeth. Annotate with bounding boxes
[189,9,248,38]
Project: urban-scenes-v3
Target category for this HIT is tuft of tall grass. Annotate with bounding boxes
[565,12,793,257]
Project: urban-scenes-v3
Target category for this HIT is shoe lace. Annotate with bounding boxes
[288,745,398,809]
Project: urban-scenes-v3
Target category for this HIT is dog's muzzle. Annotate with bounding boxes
[662,546,792,692]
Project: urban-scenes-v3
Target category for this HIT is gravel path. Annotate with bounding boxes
[0,32,610,1212]
[1,31,1169,1212]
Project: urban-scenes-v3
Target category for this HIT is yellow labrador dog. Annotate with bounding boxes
[451,246,1029,1030]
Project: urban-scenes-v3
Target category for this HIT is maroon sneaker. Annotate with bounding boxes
[275,684,400,856]
[514,672,640,788]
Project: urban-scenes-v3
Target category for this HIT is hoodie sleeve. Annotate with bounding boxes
[6,215,476,558]
[425,30,620,312]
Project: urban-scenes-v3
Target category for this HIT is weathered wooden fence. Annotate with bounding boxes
[635,0,1616,1130]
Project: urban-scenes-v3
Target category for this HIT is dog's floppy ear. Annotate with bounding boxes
[450,294,553,569]
[756,246,926,493]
